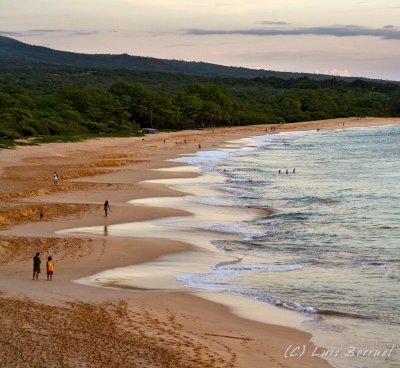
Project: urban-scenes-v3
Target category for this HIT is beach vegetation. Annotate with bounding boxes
[0,65,400,145]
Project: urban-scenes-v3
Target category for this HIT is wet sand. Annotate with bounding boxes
[1,117,399,367]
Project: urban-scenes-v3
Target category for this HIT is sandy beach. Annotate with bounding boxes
[1,117,399,368]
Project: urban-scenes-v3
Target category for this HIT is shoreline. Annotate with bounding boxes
[1,117,400,367]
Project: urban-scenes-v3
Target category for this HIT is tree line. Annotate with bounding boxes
[0,71,399,141]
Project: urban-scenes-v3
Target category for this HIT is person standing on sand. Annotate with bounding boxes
[53,172,58,184]
[33,252,41,280]
[46,256,54,281]
[104,200,111,217]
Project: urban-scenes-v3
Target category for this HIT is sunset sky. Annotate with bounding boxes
[1,0,400,80]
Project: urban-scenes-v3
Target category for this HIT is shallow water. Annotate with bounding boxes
[62,124,399,368]
[175,124,400,368]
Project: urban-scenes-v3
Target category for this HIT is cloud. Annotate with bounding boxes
[29,29,65,33]
[69,30,100,36]
[0,30,25,37]
[0,29,100,37]
[259,21,290,26]
[184,24,400,40]
[353,6,400,11]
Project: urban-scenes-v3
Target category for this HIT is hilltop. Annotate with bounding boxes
[0,35,364,81]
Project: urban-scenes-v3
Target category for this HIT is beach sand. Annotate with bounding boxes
[1,117,399,368]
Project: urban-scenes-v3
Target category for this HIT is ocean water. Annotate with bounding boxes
[175,125,400,368]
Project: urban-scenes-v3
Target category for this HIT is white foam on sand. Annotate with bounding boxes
[151,165,200,173]
[128,196,262,224]
[59,167,261,289]
[142,172,226,196]
[194,291,309,330]
[59,138,313,333]
[75,250,229,291]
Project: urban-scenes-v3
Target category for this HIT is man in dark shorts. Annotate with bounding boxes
[33,252,41,280]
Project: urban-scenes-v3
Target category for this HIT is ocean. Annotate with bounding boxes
[175,124,400,368]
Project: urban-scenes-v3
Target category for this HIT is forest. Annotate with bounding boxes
[1,67,400,144]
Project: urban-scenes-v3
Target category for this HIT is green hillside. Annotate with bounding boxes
[0,35,362,80]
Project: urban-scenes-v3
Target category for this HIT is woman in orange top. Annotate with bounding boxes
[46,256,54,281]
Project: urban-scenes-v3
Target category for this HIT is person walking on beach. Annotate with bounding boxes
[53,172,58,184]
[33,252,41,280]
[46,256,54,281]
[293,168,296,173]
[104,200,111,217]
[39,208,44,221]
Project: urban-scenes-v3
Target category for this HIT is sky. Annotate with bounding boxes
[1,0,400,80]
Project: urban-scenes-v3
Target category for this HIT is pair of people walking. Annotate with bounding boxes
[33,252,54,281]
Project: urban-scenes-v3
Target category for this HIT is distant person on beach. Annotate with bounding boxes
[53,172,58,184]
[46,256,54,281]
[293,168,296,173]
[33,252,41,280]
[39,208,44,221]
[198,143,201,149]
[104,200,111,217]
[286,169,288,174]
[278,169,281,174]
